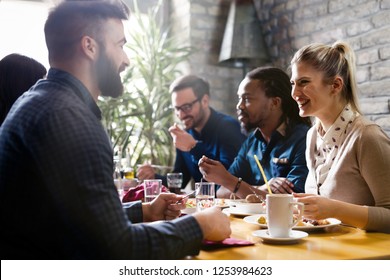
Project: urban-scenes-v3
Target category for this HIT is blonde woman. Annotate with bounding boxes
[290,41,390,233]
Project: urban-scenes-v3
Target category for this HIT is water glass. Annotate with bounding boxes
[195,182,215,211]
[144,179,162,202]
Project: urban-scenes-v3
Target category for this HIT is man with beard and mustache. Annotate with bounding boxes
[0,1,231,259]
[199,67,311,199]
[137,75,246,190]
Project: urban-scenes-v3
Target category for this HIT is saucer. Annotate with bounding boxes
[252,230,308,244]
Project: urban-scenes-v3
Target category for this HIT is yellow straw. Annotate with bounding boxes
[254,154,272,194]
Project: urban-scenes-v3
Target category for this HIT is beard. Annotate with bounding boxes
[189,105,205,129]
[237,110,256,134]
[96,49,124,98]
[241,121,257,136]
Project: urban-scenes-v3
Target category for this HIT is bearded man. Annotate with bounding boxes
[0,1,231,259]
[199,67,311,199]
[137,75,246,189]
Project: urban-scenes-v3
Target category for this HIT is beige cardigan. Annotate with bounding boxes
[305,116,390,233]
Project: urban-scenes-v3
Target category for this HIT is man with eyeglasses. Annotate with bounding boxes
[137,75,246,189]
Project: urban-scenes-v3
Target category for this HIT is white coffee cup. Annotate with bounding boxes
[266,194,304,238]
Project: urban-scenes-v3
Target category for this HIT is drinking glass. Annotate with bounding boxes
[167,172,183,194]
[144,179,162,202]
[195,182,215,211]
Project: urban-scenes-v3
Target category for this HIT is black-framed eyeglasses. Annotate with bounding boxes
[173,98,200,113]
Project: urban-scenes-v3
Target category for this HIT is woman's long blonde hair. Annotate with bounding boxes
[291,41,361,114]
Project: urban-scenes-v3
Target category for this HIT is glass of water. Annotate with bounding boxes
[144,179,162,202]
[195,182,215,211]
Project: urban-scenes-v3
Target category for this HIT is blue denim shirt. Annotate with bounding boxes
[228,123,309,193]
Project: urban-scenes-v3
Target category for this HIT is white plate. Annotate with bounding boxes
[225,199,246,206]
[215,198,230,209]
[182,207,196,214]
[244,215,342,231]
[222,207,265,217]
[253,229,308,244]
[182,198,228,215]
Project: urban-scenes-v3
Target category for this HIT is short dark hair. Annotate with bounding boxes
[44,0,129,63]
[246,67,311,128]
[169,75,210,99]
[0,53,47,125]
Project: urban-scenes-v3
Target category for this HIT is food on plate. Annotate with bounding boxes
[215,198,227,207]
[257,216,267,225]
[257,215,330,227]
[185,198,196,208]
[245,194,262,203]
[298,218,331,226]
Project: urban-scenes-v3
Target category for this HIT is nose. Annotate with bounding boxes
[123,52,130,68]
[176,109,187,119]
[291,84,299,100]
[236,98,243,110]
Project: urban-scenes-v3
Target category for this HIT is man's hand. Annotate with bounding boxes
[169,123,197,152]
[198,155,230,184]
[136,163,156,181]
[193,207,231,241]
[142,193,187,222]
[267,177,294,194]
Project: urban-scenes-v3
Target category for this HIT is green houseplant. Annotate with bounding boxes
[99,0,192,171]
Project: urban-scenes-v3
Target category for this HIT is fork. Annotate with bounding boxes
[175,189,197,204]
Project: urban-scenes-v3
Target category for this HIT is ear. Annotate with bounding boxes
[332,76,344,94]
[81,36,98,61]
[271,96,282,110]
[201,94,209,107]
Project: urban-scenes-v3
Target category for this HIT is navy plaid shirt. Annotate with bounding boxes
[0,68,202,259]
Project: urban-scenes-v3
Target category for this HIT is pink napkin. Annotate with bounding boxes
[201,238,254,249]
[122,184,169,202]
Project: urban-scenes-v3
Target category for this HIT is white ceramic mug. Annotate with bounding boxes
[266,194,304,238]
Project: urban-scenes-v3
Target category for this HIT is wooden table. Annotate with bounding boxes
[192,214,390,260]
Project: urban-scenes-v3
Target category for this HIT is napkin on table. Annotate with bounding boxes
[201,238,254,249]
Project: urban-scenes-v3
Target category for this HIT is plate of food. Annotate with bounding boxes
[182,198,229,214]
[215,198,230,209]
[244,214,341,231]
[182,198,197,214]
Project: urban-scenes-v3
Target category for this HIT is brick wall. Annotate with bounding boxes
[170,0,390,135]
[170,0,243,115]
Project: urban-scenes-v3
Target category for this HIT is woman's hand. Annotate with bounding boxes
[293,193,369,229]
[293,193,334,220]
